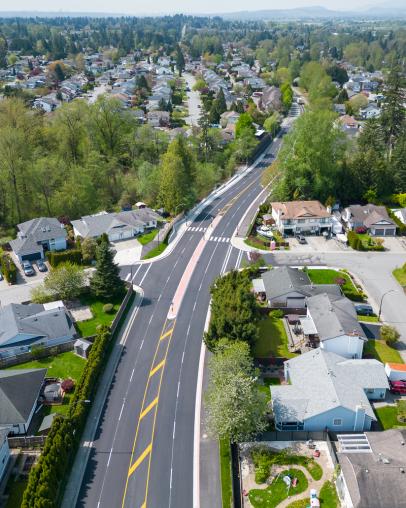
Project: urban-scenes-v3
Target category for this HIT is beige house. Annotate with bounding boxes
[271,200,332,236]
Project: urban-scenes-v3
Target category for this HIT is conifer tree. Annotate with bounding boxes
[90,238,125,301]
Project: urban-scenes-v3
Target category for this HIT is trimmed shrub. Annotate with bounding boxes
[1,253,18,284]
[269,309,284,319]
[47,249,82,268]
[103,303,114,314]
[61,379,75,392]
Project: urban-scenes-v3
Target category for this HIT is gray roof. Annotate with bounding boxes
[0,368,46,425]
[10,217,67,256]
[261,267,341,301]
[0,303,75,350]
[38,412,58,433]
[272,349,389,423]
[306,293,366,341]
[338,429,406,508]
[71,208,162,239]
[347,204,395,228]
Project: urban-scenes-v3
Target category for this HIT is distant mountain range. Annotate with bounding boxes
[219,5,406,20]
[0,3,406,19]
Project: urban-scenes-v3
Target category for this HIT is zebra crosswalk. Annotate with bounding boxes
[208,236,230,243]
[187,226,207,232]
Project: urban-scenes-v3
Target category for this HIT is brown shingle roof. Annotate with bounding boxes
[271,200,330,220]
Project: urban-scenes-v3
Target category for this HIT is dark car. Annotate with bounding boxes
[37,259,48,272]
[22,260,35,276]
[296,235,307,244]
[354,304,374,316]
[0,271,3,281]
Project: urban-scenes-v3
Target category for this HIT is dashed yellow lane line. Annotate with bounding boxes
[149,359,165,378]
[128,443,152,477]
[139,397,158,420]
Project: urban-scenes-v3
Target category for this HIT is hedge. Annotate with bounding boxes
[21,327,111,508]
[347,230,364,251]
[47,249,82,268]
[1,253,18,284]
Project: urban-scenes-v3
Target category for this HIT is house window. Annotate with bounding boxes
[333,418,342,426]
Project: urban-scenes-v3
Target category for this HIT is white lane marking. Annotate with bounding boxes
[131,264,142,282]
[118,400,125,421]
[106,448,113,468]
[125,273,131,281]
[130,368,135,382]
[139,263,151,286]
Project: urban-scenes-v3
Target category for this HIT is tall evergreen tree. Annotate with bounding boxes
[90,239,125,301]
[175,45,185,76]
[380,66,406,157]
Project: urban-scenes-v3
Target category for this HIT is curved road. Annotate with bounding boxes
[75,138,282,508]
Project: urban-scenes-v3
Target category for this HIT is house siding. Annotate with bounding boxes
[269,291,307,308]
[0,437,9,482]
[320,334,364,359]
[303,406,372,432]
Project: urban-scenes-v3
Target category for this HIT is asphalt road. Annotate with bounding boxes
[77,138,282,508]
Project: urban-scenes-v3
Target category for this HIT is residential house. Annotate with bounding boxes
[253,266,341,309]
[71,208,162,242]
[10,217,67,263]
[220,110,240,129]
[271,348,389,431]
[337,115,360,138]
[271,200,333,236]
[333,104,346,116]
[300,293,367,358]
[258,86,282,113]
[0,368,47,434]
[0,302,76,358]
[342,204,396,236]
[336,429,406,508]
[0,429,10,483]
[147,110,170,127]
[33,95,60,113]
[360,103,380,119]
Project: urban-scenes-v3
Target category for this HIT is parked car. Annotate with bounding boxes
[37,259,48,272]
[354,303,374,316]
[22,260,35,276]
[390,380,406,395]
[296,235,307,244]
[0,271,3,281]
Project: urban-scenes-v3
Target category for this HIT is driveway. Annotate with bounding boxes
[113,238,142,266]
[183,73,201,126]
[288,236,349,253]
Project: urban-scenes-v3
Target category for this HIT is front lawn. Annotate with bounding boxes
[357,315,379,323]
[286,500,308,508]
[393,265,406,287]
[5,351,86,382]
[219,438,233,508]
[137,229,159,246]
[75,293,122,337]
[319,480,340,508]
[254,317,296,359]
[375,404,406,430]
[142,240,168,260]
[363,339,403,364]
[307,268,364,301]
[249,468,308,508]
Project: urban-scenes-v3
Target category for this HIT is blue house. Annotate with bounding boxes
[272,349,389,432]
[10,217,67,263]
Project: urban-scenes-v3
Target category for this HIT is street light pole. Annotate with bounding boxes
[378,289,396,320]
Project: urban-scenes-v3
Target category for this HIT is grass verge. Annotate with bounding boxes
[137,229,159,245]
[219,438,233,508]
[393,266,406,287]
[306,268,364,301]
[357,315,379,323]
[319,480,339,508]
[142,240,168,260]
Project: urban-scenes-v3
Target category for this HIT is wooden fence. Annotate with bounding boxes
[8,436,46,449]
[0,340,76,369]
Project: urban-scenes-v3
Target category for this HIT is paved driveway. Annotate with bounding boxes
[288,236,349,253]
[113,238,142,266]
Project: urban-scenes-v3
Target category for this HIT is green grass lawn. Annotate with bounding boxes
[76,293,122,337]
[307,268,363,301]
[5,478,27,508]
[286,499,308,508]
[375,405,406,430]
[5,351,86,382]
[319,480,339,508]
[219,438,233,508]
[249,468,308,508]
[254,317,296,359]
[137,229,159,245]
[357,315,379,323]
[363,339,403,363]
[142,240,168,260]
[393,266,406,287]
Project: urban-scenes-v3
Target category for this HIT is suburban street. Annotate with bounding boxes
[184,72,202,126]
[74,137,281,508]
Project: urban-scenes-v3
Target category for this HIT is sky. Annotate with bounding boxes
[2,0,388,15]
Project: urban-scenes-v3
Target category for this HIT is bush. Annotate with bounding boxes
[61,379,75,392]
[103,303,114,314]
[47,249,82,268]
[269,309,284,319]
[1,253,18,284]
[355,226,367,234]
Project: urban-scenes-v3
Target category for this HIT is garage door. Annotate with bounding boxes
[385,229,396,236]
[374,229,384,236]
[21,252,42,262]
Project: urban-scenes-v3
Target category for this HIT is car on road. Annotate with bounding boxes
[22,260,35,276]
[0,271,3,281]
[354,303,374,316]
[37,259,48,272]
[296,235,307,244]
